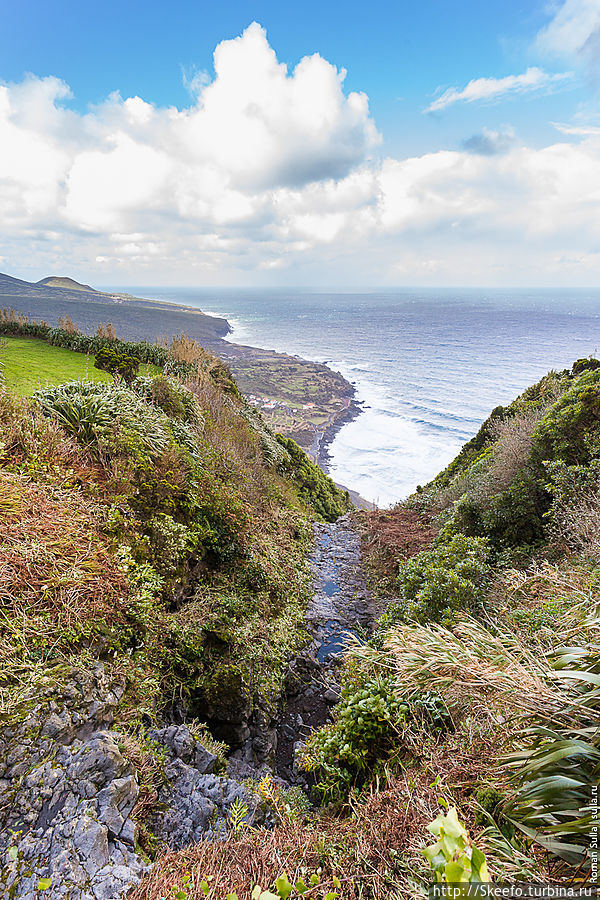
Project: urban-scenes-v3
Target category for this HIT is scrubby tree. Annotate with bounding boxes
[94,346,140,385]
[572,357,600,375]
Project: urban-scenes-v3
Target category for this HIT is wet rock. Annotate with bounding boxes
[275,515,375,781]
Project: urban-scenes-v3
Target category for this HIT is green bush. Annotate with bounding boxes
[276,434,349,521]
[299,674,408,799]
[534,368,600,466]
[572,357,600,375]
[134,374,203,424]
[94,346,140,385]
[397,534,490,624]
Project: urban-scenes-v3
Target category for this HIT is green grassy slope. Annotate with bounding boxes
[0,336,348,731]
[0,335,159,395]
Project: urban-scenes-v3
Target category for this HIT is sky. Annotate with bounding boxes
[1,0,600,287]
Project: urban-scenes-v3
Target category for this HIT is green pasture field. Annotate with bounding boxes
[0,335,159,395]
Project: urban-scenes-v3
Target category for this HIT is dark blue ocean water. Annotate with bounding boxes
[120,287,600,506]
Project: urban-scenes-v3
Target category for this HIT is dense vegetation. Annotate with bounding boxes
[292,358,600,891]
[0,326,348,750]
[3,321,599,898]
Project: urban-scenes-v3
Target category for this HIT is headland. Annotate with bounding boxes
[0,271,362,465]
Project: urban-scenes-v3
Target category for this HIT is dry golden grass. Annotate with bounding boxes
[96,322,118,340]
[0,470,128,628]
[58,314,80,334]
[132,724,539,900]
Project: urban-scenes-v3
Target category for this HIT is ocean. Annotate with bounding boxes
[122,287,600,507]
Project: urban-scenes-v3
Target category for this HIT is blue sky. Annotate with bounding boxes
[1,0,600,285]
[0,0,579,153]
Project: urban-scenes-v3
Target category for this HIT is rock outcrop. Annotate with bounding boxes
[0,666,263,899]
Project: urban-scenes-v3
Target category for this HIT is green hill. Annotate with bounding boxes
[37,275,99,292]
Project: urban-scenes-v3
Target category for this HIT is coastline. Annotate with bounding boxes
[0,272,367,499]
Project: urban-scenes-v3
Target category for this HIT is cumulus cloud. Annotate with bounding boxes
[425,67,572,113]
[461,126,516,156]
[0,23,379,232]
[3,22,600,285]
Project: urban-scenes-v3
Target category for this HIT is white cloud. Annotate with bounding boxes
[425,67,572,113]
[536,0,600,62]
[2,23,600,285]
[461,126,516,155]
[553,121,600,134]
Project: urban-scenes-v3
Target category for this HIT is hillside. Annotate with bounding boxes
[2,335,598,898]
[0,324,350,898]
[0,275,358,456]
[135,356,600,898]
[37,275,99,292]
[0,271,230,344]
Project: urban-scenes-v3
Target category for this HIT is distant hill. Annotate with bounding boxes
[37,276,99,293]
[0,270,230,345]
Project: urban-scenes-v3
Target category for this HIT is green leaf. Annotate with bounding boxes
[444,858,470,883]
[442,807,469,841]
[275,873,294,899]
[470,846,490,883]
[37,878,52,891]
[294,879,308,894]
[333,876,342,889]
[200,881,211,896]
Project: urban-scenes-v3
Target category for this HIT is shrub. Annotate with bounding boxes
[276,434,349,521]
[146,513,191,576]
[299,674,408,799]
[94,346,140,385]
[534,368,600,466]
[545,456,600,556]
[572,357,600,375]
[134,375,202,425]
[397,534,490,624]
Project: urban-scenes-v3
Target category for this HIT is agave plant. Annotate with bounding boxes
[34,380,189,457]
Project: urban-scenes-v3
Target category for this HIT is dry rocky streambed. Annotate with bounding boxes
[0,516,373,899]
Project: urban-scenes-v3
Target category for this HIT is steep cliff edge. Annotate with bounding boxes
[0,333,348,898]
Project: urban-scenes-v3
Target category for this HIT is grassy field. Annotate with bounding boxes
[0,336,159,395]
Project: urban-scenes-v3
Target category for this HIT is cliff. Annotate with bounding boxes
[2,335,599,898]
[0,326,348,898]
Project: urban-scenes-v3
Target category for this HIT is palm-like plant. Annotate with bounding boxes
[354,608,600,870]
